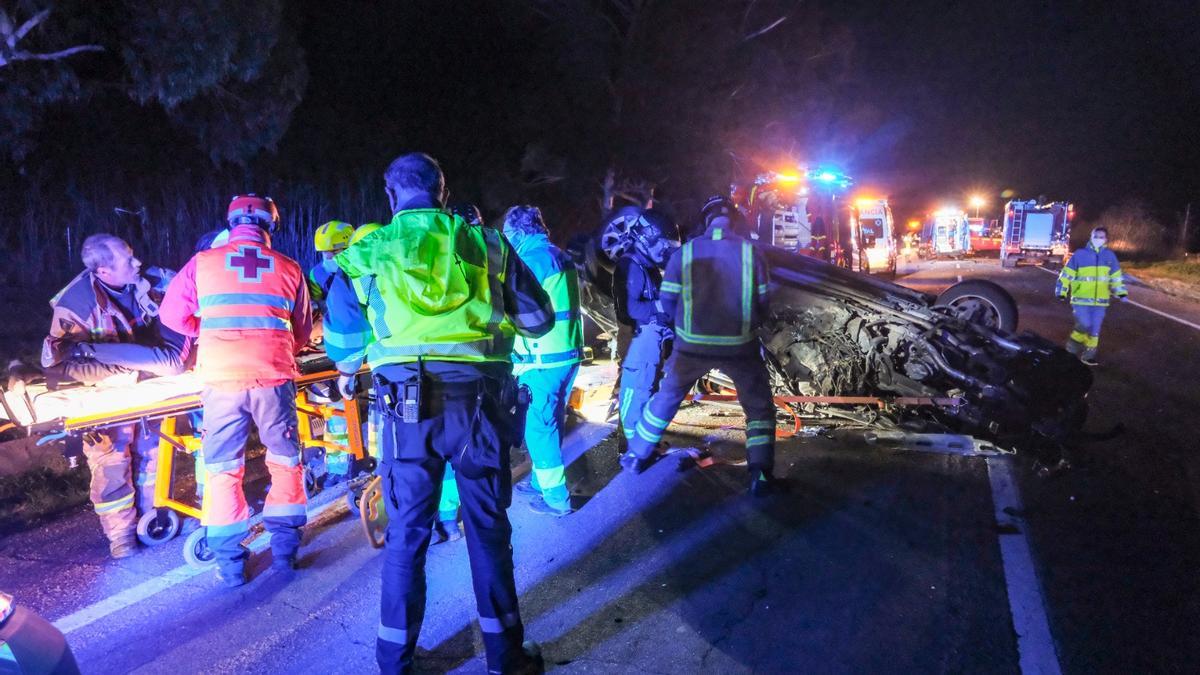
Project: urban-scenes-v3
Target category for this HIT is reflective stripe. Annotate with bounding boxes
[746,435,774,447]
[205,457,245,474]
[682,244,694,334]
[95,493,134,514]
[1069,330,1089,343]
[712,228,724,241]
[675,328,754,346]
[740,242,752,339]
[1083,334,1100,348]
[205,521,249,538]
[512,348,583,365]
[200,316,291,331]
[635,422,663,444]
[516,308,552,326]
[368,338,496,362]
[478,612,521,634]
[1070,297,1111,307]
[263,504,307,518]
[265,451,301,468]
[747,420,774,430]
[641,407,670,431]
[757,283,769,295]
[533,465,566,489]
[377,622,409,644]
[660,281,682,294]
[198,292,294,312]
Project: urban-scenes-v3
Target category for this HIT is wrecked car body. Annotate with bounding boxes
[571,234,1092,456]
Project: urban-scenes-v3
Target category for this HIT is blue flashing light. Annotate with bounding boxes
[817,172,837,182]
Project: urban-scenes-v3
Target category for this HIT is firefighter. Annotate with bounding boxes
[1056,226,1129,366]
[503,205,586,517]
[308,220,359,476]
[333,153,550,674]
[620,196,779,497]
[612,210,675,450]
[160,194,313,587]
[39,234,190,558]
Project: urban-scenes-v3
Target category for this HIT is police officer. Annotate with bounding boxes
[160,194,313,587]
[620,196,779,496]
[334,153,552,674]
[503,205,586,517]
[612,210,675,449]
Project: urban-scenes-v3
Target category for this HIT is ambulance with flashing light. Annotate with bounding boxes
[738,167,855,264]
[999,199,1072,267]
[921,208,972,258]
[843,198,898,275]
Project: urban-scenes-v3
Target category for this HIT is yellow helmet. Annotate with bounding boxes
[349,222,383,246]
[314,220,354,252]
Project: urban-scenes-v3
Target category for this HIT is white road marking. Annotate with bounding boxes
[53,422,617,636]
[1035,266,1200,332]
[986,456,1062,675]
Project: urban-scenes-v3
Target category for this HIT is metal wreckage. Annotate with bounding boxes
[569,214,1093,465]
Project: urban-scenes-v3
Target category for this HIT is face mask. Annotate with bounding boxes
[1091,236,1106,248]
[322,258,339,273]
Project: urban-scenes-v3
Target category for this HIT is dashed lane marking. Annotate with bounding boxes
[1035,266,1200,332]
[987,456,1063,675]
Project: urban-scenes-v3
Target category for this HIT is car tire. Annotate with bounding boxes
[935,279,1019,332]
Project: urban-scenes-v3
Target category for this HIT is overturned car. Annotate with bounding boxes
[570,220,1092,458]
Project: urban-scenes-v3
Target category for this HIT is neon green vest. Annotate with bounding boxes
[513,261,584,373]
[335,209,515,368]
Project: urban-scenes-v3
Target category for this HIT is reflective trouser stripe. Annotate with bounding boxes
[747,420,774,431]
[95,492,134,514]
[206,521,249,539]
[265,451,301,468]
[620,387,636,439]
[205,457,244,474]
[746,434,774,447]
[635,421,664,445]
[263,504,307,518]
[378,622,409,645]
[478,612,521,633]
[533,466,566,492]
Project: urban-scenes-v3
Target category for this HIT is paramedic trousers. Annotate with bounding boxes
[84,423,159,544]
[518,362,580,508]
[373,365,525,674]
[1066,304,1107,360]
[200,382,307,574]
[627,350,777,474]
[618,324,671,443]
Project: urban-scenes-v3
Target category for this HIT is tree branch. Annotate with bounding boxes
[0,44,104,67]
[14,8,51,43]
[742,15,788,42]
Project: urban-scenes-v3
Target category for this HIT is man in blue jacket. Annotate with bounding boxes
[1056,226,1129,366]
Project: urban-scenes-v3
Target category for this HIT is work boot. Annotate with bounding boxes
[491,641,544,675]
[215,565,246,588]
[433,519,463,544]
[748,467,776,498]
[512,478,541,497]
[1080,355,1099,367]
[619,450,653,475]
[270,553,299,572]
[109,537,138,560]
[528,495,573,517]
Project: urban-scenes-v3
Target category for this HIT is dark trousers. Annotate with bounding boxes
[374,365,524,674]
[627,350,777,472]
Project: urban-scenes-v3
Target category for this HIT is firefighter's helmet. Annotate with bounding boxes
[350,222,383,246]
[227,194,280,231]
[314,220,354,252]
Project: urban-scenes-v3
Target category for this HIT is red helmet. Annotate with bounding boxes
[227,194,280,230]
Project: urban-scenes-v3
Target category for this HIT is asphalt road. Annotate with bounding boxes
[2,255,1198,673]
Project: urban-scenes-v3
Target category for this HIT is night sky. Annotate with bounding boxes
[6,0,1200,236]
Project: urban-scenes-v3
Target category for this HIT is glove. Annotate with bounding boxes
[337,374,358,399]
[1118,295,1130,303]
[619,450,653,475]
[1056,295,1069,303]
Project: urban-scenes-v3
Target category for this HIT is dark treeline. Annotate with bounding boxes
[2,0,1197,287]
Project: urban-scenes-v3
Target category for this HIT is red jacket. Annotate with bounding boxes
[160,225,312,388]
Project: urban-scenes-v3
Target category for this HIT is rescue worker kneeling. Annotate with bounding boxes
[334,153,552,674]
[621,196,779,496]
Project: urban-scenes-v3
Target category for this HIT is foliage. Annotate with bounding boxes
[1088,201,1173,259]
[1124,258,1200,283]
[0,464,90,535]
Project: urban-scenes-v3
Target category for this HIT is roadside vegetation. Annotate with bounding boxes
[0,465,89,536]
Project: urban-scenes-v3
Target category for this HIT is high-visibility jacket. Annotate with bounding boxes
[1056,243,1128,307]
[660,223,771,357]
[510,233,584,373]
[160,225,312,386]
[319,266,374,373]
[335,209,517,369]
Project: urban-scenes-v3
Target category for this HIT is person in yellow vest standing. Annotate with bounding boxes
[334,153,552,674]
[502,206,585,517]
[160,194,313,587]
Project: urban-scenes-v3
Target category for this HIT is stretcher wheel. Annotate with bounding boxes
[183,527,218,569]
[136,509,181,546]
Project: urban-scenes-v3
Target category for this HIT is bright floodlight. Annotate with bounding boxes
[969,195,986,208]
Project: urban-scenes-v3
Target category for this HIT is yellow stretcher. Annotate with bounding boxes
[3,360,387,566]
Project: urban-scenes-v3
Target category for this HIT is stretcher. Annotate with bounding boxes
[1,355,386,566]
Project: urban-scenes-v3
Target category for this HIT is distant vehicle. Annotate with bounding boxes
[921,208,972,258]
[841,198,898,276]
[738,169,895,276]
[1000,200,1072,267]
[968,217,1003,255]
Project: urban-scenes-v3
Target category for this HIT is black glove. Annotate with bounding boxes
[1056,295,1069,303]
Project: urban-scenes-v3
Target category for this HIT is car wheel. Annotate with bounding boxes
[935,279,1019,332]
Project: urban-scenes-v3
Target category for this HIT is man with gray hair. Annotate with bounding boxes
[41,233,190,558]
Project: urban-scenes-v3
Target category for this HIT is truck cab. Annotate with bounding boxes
[1000,199,1072,267]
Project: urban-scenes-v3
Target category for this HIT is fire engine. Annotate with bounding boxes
[736,168,896,275]
[999,199,1072,267]
[968,217,1003,255]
